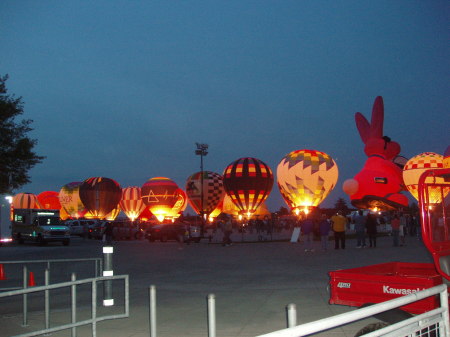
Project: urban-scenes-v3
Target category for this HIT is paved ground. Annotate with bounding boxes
[0,230,433,336]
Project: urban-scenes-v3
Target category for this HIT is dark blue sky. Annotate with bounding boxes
[1,1,449,211]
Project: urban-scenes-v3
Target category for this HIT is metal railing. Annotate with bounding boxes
[0,273,129,337]
[0,258,102,284]
[147,284,449,337]
[255,284,450,337]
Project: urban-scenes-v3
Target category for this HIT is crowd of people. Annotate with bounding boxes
[210,210,421,251]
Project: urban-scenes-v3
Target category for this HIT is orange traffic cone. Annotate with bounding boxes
[0,264,6,280]
[28,271,36,287]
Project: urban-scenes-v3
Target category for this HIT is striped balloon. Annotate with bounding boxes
[120,187,146,221]
[13,193,42,209]
[80,177,122,219]
[223,157,274,215]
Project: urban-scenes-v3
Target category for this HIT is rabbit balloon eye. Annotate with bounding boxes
[374,177,388,184]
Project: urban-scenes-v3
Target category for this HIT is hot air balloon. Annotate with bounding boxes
[105,206,121,221]
[223,157,274,217]
[120,187,146,221]
[167,188,187,219]
[208,201,223,222]
[59,182,87,219]
[444,146,450,169]
[186,171,225,217]
[277,149,338,214]
[138,207,153,221]
[403,152,449,205]
[79,177,122,219]
[37,191,61,210]
[13,193,41,209]
[141,177,181,222]
[221,194,240,216]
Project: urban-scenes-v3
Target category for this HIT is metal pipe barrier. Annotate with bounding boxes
[0,274,129,337]
[207,294,216,337]
[255,284,450,337]
[149,285,157,337]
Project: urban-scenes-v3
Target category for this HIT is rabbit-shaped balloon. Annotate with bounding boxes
[343,96,408,210]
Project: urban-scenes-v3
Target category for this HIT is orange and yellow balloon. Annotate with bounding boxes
[403,152,449,204]
[277,149,338,213]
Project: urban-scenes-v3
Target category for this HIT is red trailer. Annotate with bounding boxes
[329,168,450,318]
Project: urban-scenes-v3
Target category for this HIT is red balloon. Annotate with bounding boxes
[79,177,122,219]
[141,177,180,222]
[223,157,274,215]
[37,191,61,210]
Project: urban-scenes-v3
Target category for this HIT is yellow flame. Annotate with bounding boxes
[155,214,165,222]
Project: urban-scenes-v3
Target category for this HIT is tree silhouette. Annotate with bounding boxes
[0,74,45,194]
[334,197,350,215]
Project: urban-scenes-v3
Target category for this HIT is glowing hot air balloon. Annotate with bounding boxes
[186,171,225,217]
[37,191,61,210]
[141,177,181,222]
[59,182,87,219]
[79,177,122,219]
[223,157,274,217]
[105,206,121,221]
[166,188,187,219]
[277,149,338,214]
[403,152,449,205]
[120,187,146,221]
[13,193,41,209]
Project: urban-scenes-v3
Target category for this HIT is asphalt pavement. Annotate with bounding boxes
[0,229,433,337]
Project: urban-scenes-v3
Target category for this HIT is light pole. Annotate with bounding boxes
[195,143,208,227]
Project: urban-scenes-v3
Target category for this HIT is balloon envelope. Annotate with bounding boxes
[403,152,448,204]
[120,187,146,221]
[79,177,122,219]
[166,188,187,219]
[277,149,338,211]
[13,193,41,209]
[186,171,225,216]
[141,177,180,222]
[223,157,273,215]
[37,191,61,210]
[59,182,87,218]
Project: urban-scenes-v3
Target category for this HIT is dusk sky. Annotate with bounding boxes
[1,1,449,212]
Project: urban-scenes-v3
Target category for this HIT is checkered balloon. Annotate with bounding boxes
[403,152,445,202]
[186,171,225,216]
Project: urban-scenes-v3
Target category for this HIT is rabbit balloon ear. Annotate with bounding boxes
[370,96,384,139]
[355,112,370,144]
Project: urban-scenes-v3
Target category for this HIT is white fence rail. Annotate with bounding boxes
[255,284,450,337]
[0,274,129,337]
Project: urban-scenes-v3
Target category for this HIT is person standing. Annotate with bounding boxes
[391,215,400,247]
[319,214,331,250]
[301,214,315,252]
[103,221,114,245]
[366,213,378,248]
[354,210,367,248]
[331,211,347,249]
[399,213,407,246]
[222,218,233,246]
